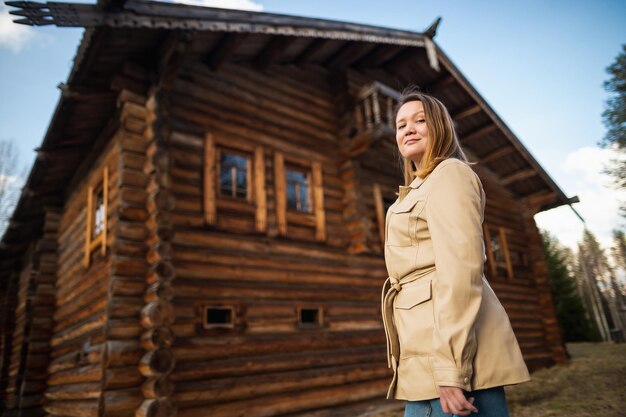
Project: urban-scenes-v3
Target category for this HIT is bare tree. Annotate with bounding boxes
[0,139,24,237]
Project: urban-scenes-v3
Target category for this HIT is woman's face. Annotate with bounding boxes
[395,100,430,165]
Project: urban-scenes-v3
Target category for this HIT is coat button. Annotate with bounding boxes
[463,377,469,384]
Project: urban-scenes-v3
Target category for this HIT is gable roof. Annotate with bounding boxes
[1,0,579,260]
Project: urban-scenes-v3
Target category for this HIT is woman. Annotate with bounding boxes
[381,89,530,417]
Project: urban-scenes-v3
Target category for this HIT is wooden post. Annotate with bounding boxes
[274,152,287,236]
[203,133,216,225]
[312,161,326,242]
[254,146,267,233]
[373,183,384,245]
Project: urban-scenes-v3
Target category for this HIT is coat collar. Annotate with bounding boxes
[397,158,460,201]
[398,175,425,201]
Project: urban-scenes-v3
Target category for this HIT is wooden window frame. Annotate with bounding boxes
[202,305,236,330]
[83,166,108,268]
[484,225,513,280]
[204,133,267,232]
[274,152,326,242]
[373,183,396,246]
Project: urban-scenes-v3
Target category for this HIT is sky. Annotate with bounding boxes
[0,0,625,250]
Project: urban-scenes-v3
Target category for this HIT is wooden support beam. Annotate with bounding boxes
[501,168,537,186]
[205,33,248,71]
[254,35,296,70]
[354,44,404,69]
[325,42,376,69]
[422,74,455,93]
[158,31,192,91]
[294,38,333,65]
[460,123,498,143]
[451,103,481,121]
[524,190,558,209]
[480,145,515,164]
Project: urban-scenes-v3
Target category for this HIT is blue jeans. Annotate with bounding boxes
[404,386,510,417]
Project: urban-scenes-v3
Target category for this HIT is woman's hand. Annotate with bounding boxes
[437,386,478,415]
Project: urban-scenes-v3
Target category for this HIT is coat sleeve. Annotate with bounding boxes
[425,161,485,391]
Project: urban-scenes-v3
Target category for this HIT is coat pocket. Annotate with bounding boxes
[386,196,424,247]
[394,279,433,357]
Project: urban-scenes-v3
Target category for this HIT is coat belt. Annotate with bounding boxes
[380,267,436,399]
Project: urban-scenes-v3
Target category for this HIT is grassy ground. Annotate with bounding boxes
[377,342,626,417]
[506,342,626,417]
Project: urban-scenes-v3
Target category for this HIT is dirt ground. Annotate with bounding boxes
[379,342,626,417]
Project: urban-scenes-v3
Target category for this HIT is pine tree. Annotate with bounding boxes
[541,231,601,341]
[600,45,626,217]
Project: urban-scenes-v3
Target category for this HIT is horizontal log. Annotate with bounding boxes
[173,362,389,406]
[109,296,143,319]
[102,388,143,415]
[174,261,381,288]
[45,382,101,401]
[107,319,143,340]
[176,377,389,417]
[43,399,100,417]
[171,231,383,266]
[104,340,142,367]
[110,276,146,297]
[104,365,143,390]
[171,344,384,381]
[172,331,385,362]
[47,364,102,386]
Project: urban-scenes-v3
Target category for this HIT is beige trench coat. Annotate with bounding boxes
[381,158,530,401]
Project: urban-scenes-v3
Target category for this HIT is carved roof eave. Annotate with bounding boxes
[7,0,428,47]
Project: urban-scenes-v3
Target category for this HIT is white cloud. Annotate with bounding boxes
[171,0,263,11]
[535,146,624,250]
[0,4,36,53]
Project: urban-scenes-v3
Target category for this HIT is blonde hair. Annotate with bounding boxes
[395,87,469,186]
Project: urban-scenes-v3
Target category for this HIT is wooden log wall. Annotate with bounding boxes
[520,198,569,365]
[1,209,60,417]
[97,90,157,417]
[2,246,35,416]
[42,114,120,417]
[135,90,177,417]
[164,61,393,416]
[0,268,19,413]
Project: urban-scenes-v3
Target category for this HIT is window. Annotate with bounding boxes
[286,166,311,212]
[218,149,251,200]
[509,250,529,268]
[297,306,323,328]
[204,133,267,232]
[84,166,108,268]
[484,225,513,279]
[373,183,396,246]
[203,305,235,329]
[274,152,325,242]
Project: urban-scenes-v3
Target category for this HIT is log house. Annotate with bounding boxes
[1,1,576,416]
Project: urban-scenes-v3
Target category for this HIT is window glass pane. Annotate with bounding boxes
[490,233,504,264]
[220,152,248,199]
[93,191,104,238]
[286,169,309,212]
